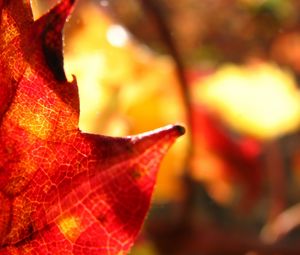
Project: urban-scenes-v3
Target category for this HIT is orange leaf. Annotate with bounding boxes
[0,0,184,254]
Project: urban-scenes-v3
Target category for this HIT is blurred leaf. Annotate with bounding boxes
[193,63,300,139]
[191,106,262,208]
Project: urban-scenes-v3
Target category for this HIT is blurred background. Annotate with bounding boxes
[32,0,300,254]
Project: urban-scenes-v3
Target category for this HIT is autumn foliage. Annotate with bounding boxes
[4,0,300,254]
[0,0,184,254]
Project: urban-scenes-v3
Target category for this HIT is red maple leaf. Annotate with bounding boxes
[0,0,184,254]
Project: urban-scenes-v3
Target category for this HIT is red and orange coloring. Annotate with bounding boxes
[0,0,184,254]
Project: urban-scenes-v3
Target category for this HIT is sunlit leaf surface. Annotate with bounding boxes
[0,1,184,254]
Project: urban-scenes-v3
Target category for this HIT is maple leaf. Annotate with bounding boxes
[0,0,184,254]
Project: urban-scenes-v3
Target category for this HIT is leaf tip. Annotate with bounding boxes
[33,0,77,82]
[158,124,185,140]
[173,124,186,137]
